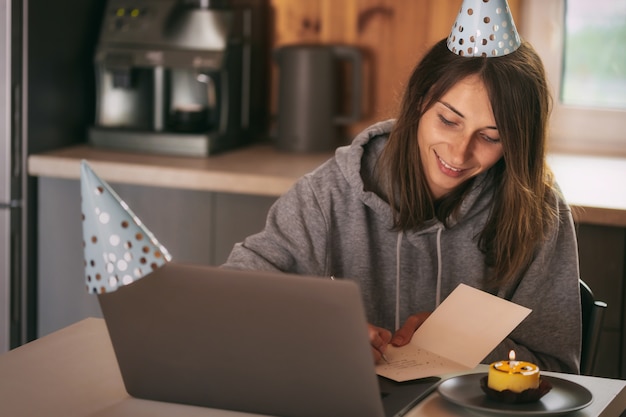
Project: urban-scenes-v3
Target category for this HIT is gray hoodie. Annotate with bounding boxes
[224,120,581,373]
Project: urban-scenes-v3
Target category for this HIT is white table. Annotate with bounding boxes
[1,318,625,417]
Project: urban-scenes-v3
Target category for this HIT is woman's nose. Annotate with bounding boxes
[449,134,473,164]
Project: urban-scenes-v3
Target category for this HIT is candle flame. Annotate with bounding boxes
[509,350,516,361]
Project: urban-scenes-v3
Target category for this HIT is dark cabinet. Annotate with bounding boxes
[577,224,626,378]
[37,177,275,337]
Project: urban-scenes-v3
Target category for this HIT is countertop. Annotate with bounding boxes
[27,143,333,197]
[27,144,626,227]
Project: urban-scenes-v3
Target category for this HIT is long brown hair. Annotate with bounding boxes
[377,38,558,287]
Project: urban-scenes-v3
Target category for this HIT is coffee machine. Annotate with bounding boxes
[89,0,269,156]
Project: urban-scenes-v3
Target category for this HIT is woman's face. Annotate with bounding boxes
[417,74,504,200]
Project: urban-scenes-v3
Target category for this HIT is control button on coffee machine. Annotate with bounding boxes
[89,0,270,157]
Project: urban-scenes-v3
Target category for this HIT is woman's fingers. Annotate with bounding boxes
[391,312,431,346]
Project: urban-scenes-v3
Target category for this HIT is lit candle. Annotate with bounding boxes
[487,350,540,393]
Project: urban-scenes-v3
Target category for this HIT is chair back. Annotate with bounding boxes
[579,279,608,375]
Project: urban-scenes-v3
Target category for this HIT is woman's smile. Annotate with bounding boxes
[435,150,465,176]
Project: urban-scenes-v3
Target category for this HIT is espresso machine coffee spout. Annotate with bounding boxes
[89,0,269,157]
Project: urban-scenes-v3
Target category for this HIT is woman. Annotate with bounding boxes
[223,37,581,374]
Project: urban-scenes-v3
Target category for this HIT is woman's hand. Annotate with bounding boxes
[367,324,392,363]
[391,312,431,346]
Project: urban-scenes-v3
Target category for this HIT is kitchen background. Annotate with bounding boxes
[269,0,522,140]
[3,0,625,381]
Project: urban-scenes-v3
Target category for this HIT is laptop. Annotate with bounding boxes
[81,161,439,417]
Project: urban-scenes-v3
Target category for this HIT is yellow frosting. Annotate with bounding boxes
[487,360,540,393]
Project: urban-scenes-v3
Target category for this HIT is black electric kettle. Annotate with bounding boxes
[274,44,363,152]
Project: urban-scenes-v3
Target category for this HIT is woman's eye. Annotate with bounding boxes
[481,133,501,144]
[438,114,456,126]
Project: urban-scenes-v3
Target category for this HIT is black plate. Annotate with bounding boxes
[437,373,593,416]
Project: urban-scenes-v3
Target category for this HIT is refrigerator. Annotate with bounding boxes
[0,0,106,353]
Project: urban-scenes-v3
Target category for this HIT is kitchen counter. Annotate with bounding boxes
[28,144,626,227]
[28,143,333,198]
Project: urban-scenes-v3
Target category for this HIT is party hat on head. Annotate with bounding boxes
[81,160,172,294]
[447,0,521,58]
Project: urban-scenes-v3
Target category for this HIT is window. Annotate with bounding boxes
[561,1,626,109]
[522,0,626,156]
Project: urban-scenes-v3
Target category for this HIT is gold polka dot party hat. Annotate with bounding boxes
[447,0,521,57]
[81,160,171,294]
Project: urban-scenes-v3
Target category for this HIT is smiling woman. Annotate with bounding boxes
[377,37,555,291]
[223,0,581,375]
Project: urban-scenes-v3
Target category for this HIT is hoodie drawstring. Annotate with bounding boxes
[395,231,403,330]
[435,227,443,308]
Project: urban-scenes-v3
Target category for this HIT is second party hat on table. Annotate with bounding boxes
[81,160,172,294]
[447,0,521,58]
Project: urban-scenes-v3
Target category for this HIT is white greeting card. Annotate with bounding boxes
[376,283,531,382]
